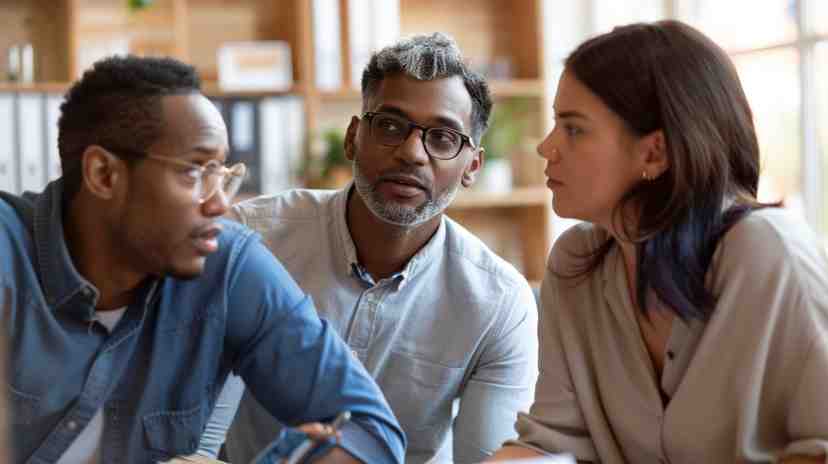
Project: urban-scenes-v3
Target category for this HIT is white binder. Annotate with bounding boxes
[0,94,18,193]
[283,96,305,189]
[348,0,400,89]
[259,97,287,195]
[45,94,63,181]
[18,93,46,193]
[312,0,342,90]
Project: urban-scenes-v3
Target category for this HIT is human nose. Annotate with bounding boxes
[394,125,430,165]
[537,129,562,163]
[200,180,231,217]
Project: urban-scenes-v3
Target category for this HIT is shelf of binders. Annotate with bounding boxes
[317,79,546,101]
[0,81,306,98]
[1,0,553,281]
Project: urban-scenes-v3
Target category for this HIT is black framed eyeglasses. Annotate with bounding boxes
[362,111,476,160]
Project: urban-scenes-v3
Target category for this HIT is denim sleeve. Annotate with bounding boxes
[224,237,405,463]
[453,280,539,463]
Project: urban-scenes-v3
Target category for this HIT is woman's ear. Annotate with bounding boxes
[640,130,668,180]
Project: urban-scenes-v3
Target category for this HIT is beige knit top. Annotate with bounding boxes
[510,208,828,463]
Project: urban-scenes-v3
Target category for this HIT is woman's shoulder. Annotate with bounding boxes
[548,222,610,271]
[720,207,822,260]
[713,207,827,287]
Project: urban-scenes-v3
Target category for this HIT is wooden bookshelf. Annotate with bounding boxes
[452,186,550,209]
[0,0,553,281]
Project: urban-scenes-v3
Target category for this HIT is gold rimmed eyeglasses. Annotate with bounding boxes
[145,155,247,204]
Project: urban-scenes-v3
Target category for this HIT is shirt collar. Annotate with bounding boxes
[33,180,100,313]
[333,184,361,278]
[333,183,446,289]
[30,180,164,321]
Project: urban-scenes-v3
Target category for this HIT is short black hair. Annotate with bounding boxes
[58,55,201,204]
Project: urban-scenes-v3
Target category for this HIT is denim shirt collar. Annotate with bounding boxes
[332,184,446,290]
[33,180,161,320]
[30,180,101,313]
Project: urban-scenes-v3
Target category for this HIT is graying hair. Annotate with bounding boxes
[361,32,492,144]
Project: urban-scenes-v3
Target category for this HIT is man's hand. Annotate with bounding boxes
[289,422,360,464]
[296,422,342,442]
[485,445,545,461]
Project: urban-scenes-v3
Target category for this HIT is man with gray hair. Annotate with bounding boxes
[222,33,538,463]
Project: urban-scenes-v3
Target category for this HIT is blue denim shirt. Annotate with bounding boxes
[0,180,405,464]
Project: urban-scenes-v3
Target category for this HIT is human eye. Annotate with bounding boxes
[179,166,201,184]
[376,115,405,135]
[203,160,225,173]
[428,128,460,149]
[564,123,583,137]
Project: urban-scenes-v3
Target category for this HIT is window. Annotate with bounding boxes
[591,0,664,34]
[817,43,828,240]
[677,0,797,51]
[732,49,802,209]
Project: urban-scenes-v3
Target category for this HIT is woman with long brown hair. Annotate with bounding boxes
[490,20,828,463]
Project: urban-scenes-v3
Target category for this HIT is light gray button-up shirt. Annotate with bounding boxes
[223,187,539,464]
[510,208,828,463]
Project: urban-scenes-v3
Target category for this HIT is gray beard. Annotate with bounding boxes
[352,157,460,228]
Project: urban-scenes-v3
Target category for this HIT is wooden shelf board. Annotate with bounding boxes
[318,88,361,100]
[0,82,70,94]
[316,79,544,101]
[201,82,304,98]
[0,79,544,99]
[489,79,544,98]
[0,82,305,99]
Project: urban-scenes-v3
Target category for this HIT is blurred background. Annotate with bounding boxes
[0,0,825,284]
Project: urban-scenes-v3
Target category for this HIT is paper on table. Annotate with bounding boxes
[490,456,576,464]
[161,454,226,464]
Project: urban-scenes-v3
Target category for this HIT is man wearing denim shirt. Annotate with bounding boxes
[0,55,404,464]
[223,33,539,464]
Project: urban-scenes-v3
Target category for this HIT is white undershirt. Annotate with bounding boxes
[57,307,127,464]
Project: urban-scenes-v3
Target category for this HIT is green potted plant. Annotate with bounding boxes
[478,98,530,192]
[305,128,352,189]
[127,0,154,12]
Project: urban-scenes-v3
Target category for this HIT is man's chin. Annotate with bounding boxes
[161,259,207,281]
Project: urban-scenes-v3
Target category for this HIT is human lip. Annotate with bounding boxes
[380,174,427,190]
[377,174,429,199]
[545,174,565,188]
[192,224,223,255]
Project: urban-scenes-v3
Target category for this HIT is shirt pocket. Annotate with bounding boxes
[377,352,464,453]
[142,400,207,461]
[6,382,40,425]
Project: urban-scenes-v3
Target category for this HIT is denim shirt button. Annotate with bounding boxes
[67,420,78,431]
